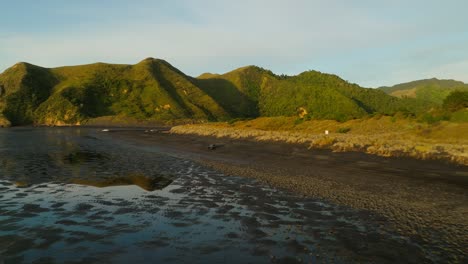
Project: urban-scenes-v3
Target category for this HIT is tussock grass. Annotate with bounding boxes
[0,114,10,127]
[171,116,468,165]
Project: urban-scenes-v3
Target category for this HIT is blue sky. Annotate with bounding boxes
[1,0,467,87]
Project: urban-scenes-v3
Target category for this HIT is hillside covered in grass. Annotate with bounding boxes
[0,58,230,126]
[379,78,468,105]
[199,66,452,122]
[0,58,465,126]
[197,66,418,121]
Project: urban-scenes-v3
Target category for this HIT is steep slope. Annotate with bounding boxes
[197,67,406,121]
[277,71,402,119]
[0,62,59,125]
[379,78,468,105]
[0,58,230,126]
[259,71,367,120]
[0,58,447,126]
[195,66,274,118]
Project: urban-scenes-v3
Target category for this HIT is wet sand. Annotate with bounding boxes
[3,127,443,263]
[111,130,468,262]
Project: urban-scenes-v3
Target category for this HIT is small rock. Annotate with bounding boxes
[208,144,217,150]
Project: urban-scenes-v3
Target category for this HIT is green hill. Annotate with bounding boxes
[194,66,266,118]
[379,78,468,105]
[0,58,452,126]
[0,58,230,126]
[197,67,416,121]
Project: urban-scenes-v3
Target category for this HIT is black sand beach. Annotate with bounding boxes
[110,130,468,262]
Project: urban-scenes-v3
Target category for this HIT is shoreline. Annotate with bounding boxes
[5,116,466,166]
[169,121,468,166]
[109,130,468,261]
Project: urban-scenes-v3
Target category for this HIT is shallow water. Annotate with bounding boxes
[0,128,430,263]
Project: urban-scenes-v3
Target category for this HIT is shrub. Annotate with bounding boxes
[418,112,449,124]
[450,109,468,122]
[443,91,468,112]
[311,136,337,148]
[336,127,351,133]
[294,118,305,125]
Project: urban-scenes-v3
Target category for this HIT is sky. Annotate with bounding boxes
[1,0,467,87]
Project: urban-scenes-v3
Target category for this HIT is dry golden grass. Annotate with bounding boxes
[0,115,10,127]
[171,116,468,165]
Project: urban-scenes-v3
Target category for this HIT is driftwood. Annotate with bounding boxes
[208,144,225,150]
[208,144,217,150]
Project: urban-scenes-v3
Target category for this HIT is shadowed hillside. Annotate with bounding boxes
[0,59,462,126]
[196,67,412,121]
[0,58,231,126]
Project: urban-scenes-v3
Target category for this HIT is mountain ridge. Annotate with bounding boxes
[378,78,468,105]
[0,58,464,126]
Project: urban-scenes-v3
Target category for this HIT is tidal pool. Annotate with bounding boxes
[0,128,430,263]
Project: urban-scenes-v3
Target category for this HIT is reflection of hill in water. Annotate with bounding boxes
[0,128,177,187]
[0,128,455,262]
[71,174,173,191]
[64,150,172,191]
[64,151,109,165]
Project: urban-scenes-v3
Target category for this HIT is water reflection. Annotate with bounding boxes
[64,151,109,165]
[0,128,431,263]
[0,128,172,186]
[71,174,173,191]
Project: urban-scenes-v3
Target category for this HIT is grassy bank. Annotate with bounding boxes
[171,116,468,165]
[0,114,11,127]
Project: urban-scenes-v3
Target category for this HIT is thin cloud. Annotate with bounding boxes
[0,0,467,87]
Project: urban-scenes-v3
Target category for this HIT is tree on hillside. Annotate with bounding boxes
[443,91,468,111]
